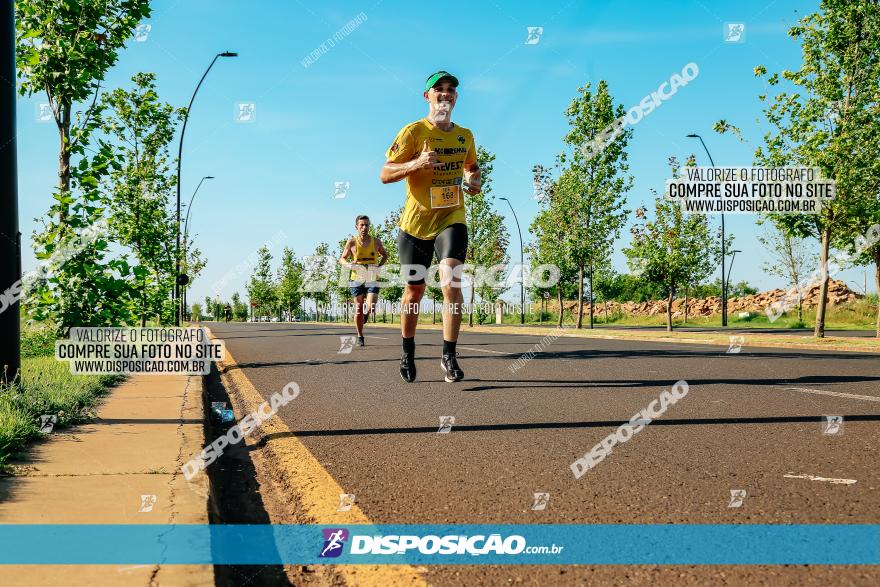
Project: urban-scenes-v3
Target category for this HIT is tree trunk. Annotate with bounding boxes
[588,261,594,329]
[576,265,584,329]
[432,299,436,324]
[874,250,880,338]
[57,102,72,224]
[557,289,563,327]
[666,286,675,332]
[604,301,608,324]
[684,286,688,324]
[814,228,831,338]
[469,284,475,327]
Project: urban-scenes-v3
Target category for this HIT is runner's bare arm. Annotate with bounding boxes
[338,238,356,269]
[463,161,481,195]
[375,238,388,267]
[380,139,437,184]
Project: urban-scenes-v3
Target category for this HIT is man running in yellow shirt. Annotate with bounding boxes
[379,70,481,383]
[339,215,387,347]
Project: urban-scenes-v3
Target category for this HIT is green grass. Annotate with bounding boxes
[1,328,123,467]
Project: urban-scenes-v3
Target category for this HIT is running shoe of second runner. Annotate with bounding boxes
[400,350,417,383]
[440,352,464,383]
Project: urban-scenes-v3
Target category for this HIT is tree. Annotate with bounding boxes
[230,292,248,321]
[247,246,276,318]
[276,247,303,321]
[529,166,578,327]
[191,303,202,321]
[16,0,151,226]
[757,223,816,323]
[373,210,404,322]
[753,0,880,337]
[624,160,720,331]
[557,80,632,329]
[465,147,510,326]
[302,242,333,321]
[100,72,184,326]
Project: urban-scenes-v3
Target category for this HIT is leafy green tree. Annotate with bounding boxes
[373,210,404,321]
[757,223,816,323]
[557,80,632,328]
[191,303,202,321]
[465,147,510,326]
[276,247,303,320]
[247,246,276,318]
[529,166,578,326]
[99,72,184,326]
[16,0,151,226]
[302,242,333,321]
[753,0,880,337]
[230,292,248,321]
[624,160,720,331]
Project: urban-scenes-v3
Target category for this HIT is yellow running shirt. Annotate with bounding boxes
[349,236,378,281]
[385,118,477,240]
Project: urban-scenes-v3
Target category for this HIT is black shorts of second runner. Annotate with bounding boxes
[397,223,469,285]
[350,284,381,297]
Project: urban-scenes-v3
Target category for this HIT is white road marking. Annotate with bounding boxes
[785,387,880,403]
[365,335,389,339]
[458,346,508,355]
[783,473,857,485]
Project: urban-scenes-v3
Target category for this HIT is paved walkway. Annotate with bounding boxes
[0,374,212,586]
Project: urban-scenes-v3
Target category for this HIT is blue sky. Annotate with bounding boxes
[15,0,876,304]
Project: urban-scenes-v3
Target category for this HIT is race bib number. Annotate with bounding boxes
[430,185,460,209]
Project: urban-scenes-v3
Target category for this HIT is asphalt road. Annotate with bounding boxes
[208,321,880,585]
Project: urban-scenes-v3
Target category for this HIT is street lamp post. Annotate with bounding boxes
[686,133,727,326]
[176,51,237,326]
[726,249,742,297]
[1,2,20,383]
[499,197,525,325]
[181,176,214,318]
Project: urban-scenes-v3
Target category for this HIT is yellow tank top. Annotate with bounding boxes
[350,236,378,281]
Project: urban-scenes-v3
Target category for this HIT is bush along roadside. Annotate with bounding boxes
[0,355,123,467]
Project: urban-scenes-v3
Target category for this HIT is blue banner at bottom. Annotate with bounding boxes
[0,524,877,565]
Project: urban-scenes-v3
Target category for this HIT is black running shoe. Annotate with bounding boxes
[440,353,464,383]
[400,350,417,383]
[356,336,365,347]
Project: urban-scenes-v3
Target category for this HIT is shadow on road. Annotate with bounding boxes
[251,413,880,442]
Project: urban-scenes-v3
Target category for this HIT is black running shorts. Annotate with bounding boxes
[397,223,468,285]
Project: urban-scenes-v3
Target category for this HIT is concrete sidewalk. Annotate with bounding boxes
[0,374,213,586]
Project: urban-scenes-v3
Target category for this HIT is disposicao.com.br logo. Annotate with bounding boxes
[319,528,563,558]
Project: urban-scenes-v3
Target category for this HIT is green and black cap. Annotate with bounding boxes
[425,70,459,92]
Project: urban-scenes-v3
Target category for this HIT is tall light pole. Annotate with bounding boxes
[499,197,525,325]
[687,133,727,326]
[726,249,742,296]
[176,51,237,326]
[181,176,214,319]
[1,1,20,383]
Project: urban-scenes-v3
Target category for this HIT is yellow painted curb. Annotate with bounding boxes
[205,327,426,587]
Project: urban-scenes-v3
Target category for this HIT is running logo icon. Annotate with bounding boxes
[319,528,349,558]
[333,181,350,199]
[38,414,57,434]
[728,489,746,508]
[437,416,455,434]
[823,415,843,436]
[138,494,157,513]
[338,335,356,354]
[337,493,356,512]
[531,492,550,511]
[724,23,745,43]
[727,335,745,354]
[525,27,543,45]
